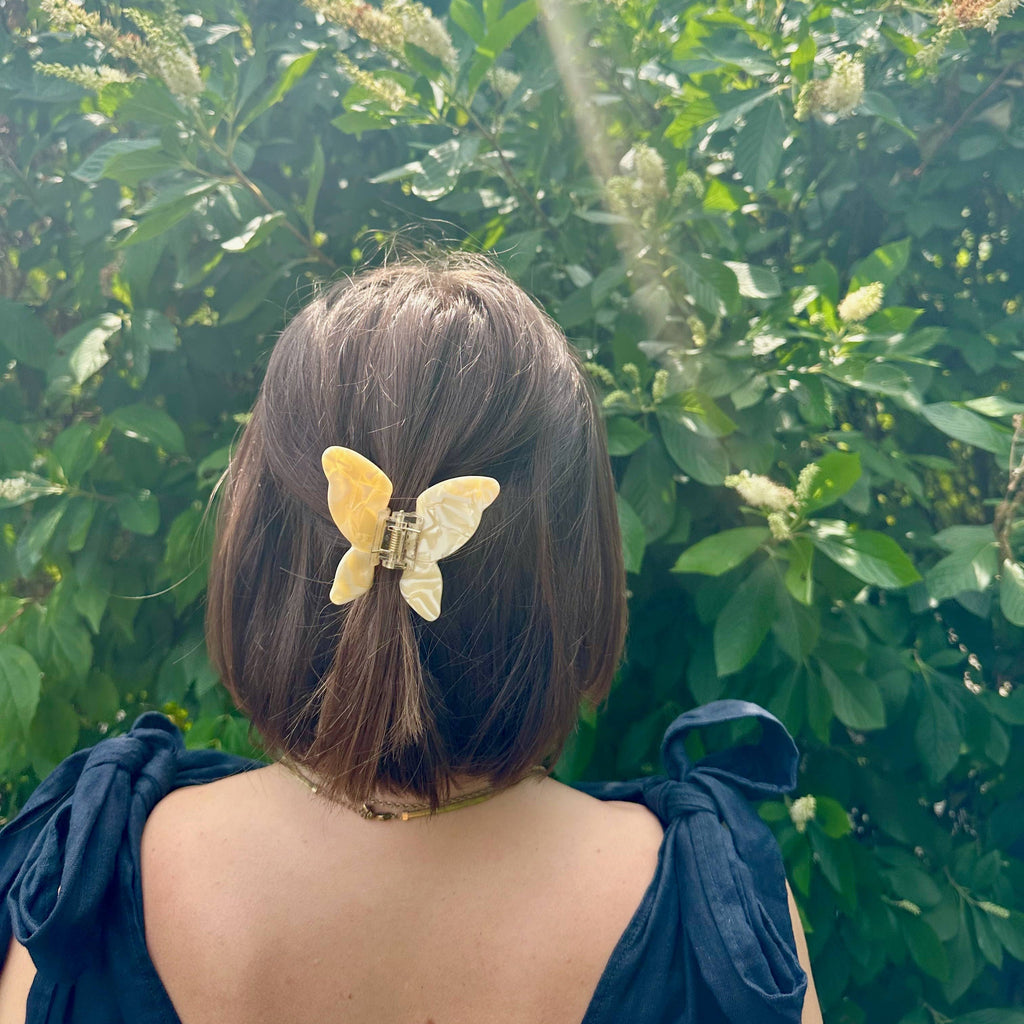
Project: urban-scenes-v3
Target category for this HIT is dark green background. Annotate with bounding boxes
[3,0,1024,1019]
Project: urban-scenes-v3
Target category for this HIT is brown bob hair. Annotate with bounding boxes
[206,254,627,807]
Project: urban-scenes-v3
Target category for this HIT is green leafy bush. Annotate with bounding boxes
[3,0,1024,1018]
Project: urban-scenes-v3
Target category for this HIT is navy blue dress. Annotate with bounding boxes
[0,700,807,1023]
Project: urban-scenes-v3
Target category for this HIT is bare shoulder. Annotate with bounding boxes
[0,937,35,1024]
[544,782,665,877]
[140,769,280,998]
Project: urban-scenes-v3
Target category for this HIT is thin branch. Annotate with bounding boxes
[994,415,1024,564]
[913,61,1019,178]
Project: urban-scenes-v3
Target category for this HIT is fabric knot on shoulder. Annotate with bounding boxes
[4,713,185,981]
[1,712,258,989]
[659,700,805,1023]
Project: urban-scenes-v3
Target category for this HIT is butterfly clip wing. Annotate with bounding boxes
[322,446,393,605]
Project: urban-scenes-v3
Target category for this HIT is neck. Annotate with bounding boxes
[279,759,548,821]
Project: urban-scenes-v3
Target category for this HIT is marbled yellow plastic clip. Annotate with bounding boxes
[321,446,500,621]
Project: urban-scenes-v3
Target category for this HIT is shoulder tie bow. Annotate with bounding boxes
[321,446,500,622]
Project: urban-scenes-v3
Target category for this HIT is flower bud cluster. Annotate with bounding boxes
[34,63,132,88]
[768,512,791,541]
[944,0,1022,31]
[837,281,884,323]
[392,0,457,67]
[311,0,405,50]
[671,169,705,205]
[606,144,669,227]
[725,470,797,513]
[487,66,522,98]
[789,795,817,833]
[343,60,410,110]
[795,52,865,121]
[795,463,822,506]
[40,0,203,102]
[311,0,456,68]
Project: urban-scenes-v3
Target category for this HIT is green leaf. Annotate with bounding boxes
[0,422,34,473]
[676,252,740,318]
[955,1011,1024,1024]
[53,423,102,483]
[117,490,160,535]
[221,212,286,253]
[47,313,121,388]
[722,261,781,299]
[861,90,912,134]
[127,309,178,352]
[77,671,122,724]
[885,865,943,908]
[72,138,162,183]
[15,500,67,576]
[972,905,1004,969]
[108,404,186,454]
[784,537,815,605]
[963,396,1024,417]
[933,525,995,551]
[300,137,325,231]
[64,498,97,553]
[73,576,109,634]
[102,146,180,186]
[671,527,769,576]
[734,99,786,192]
[815,795,852,838]
[0,298,57,369]
[450,0,486,41]
[808,823,855,895]
[44,599,94,682]
[811,522,921,589]
[790,33,815,83]
[903,915,950,981]
[620,442,676,542]
[238,49,319,131]
[477,0,538,62]
[824,360,915,401]
[616,495,646,575]
[915,688,962,782]
[0,645,42,750]
[606,417,652,457]
[219,268,281,325]
[412,138,481,200]
[926,542,998,602]
[330,110,389,135]
[922,403,1013,457]
[124,184,217,246]
[798,452,862,513]
[819,663,886,731]
[991,913,1024,963]
[109,78,185,124]
[850,238,911,291]
[1000,561,1024,626]
[658,414,730,485]
[29,693,80,770]
[714,560,777,676]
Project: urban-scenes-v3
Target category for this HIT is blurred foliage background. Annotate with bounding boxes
[3,0,1024,1018]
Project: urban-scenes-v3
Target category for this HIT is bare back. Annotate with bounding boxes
[140,766,666,1024]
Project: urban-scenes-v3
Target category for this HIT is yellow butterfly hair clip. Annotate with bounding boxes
[321,446,500,622]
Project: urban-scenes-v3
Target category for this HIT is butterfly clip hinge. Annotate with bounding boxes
[371,508,423,570]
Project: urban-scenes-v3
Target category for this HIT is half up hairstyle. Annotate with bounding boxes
[206,254,627,808]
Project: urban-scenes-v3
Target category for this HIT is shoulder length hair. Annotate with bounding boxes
[206,254,627,807]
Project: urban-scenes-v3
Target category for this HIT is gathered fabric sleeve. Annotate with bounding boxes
[0,713,261,1024]
[576,699,807,1024]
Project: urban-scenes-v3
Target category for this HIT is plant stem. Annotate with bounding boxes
[913,61,1019,178]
